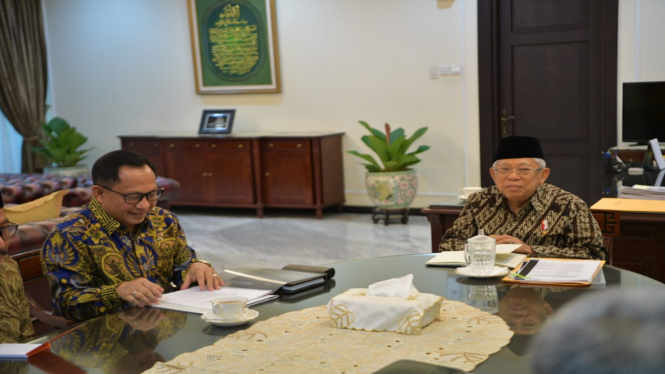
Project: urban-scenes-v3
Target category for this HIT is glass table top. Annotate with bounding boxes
[13,253,664,374]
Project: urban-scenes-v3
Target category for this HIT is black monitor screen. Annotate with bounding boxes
[623,81,665,144]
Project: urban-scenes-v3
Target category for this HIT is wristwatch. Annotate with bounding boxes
[193,259,213,269]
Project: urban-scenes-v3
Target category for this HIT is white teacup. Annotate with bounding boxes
[459,187,483,198]
[211,296,248,320]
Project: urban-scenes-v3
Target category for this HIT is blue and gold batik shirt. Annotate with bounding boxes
[41,197,197,321]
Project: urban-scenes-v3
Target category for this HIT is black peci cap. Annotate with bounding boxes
[494,136,545,161]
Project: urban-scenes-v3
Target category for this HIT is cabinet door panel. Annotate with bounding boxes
[209,151,255,204]
[121,138,165,176]
[165,150,208,202]
[262,149,313,205]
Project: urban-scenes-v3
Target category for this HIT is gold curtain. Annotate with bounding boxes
[0,0,48,173]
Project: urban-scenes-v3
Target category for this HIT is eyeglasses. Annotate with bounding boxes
[493,167,544,177]
[99,186,164,204]
[0,223,18,239]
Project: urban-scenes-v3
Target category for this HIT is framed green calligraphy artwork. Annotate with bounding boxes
[188,0,281,94]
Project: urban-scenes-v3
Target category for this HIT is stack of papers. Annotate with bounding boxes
[426,244,526,269]
[503,258,605,286]
[619,185,665,200]
[155,286,277,314]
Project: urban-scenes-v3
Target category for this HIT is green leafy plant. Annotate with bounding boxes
[347,121,429,172]
[31,117,93,167]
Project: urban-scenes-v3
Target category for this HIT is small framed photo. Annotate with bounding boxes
[199,109,235,135]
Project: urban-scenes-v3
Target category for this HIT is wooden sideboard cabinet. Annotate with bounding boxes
[119,133,344,218]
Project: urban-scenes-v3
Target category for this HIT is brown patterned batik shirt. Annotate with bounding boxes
[439,184,605,260]
[0,255,35,343]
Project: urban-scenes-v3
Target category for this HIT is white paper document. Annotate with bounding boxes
[0,344,43,359]
[154,286,275,314]
[518,259,602,283]
[619,184,665,200]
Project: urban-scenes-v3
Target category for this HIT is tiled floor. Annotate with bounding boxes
[172,209,432,272]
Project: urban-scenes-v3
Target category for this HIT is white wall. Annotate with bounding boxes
[43,0,480,208]
[617,0,665,145]
[33,0,665,206]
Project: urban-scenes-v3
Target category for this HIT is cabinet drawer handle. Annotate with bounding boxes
[195,144,201,148]
[211,144,216,148]
[208,172,212,177]
[269,143,274,147]
[265,172,270,177]
[169,144,175,148]
[297,144,302,148]
[129,143,134,147]
[238,144,243,148]
[202,172,207,177]
[154,143,159,147]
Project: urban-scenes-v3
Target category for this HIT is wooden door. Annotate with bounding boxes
[260,139,314,205]
[478,0,618,205]
[208,140,255,204]
[164,140,208,203]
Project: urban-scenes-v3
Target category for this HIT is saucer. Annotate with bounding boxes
[201,309,259,327]
[458,195,468,201]
[455,266,509,278]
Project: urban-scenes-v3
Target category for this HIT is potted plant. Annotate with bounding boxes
[348,121,429,209]
[32,117,93,177]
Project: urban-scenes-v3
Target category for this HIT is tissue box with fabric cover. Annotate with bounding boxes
[326,274,444,335]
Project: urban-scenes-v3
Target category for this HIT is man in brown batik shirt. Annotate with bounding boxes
[439,136,605,260]
[0,198,34,343]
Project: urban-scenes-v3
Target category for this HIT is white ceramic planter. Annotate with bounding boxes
[365,169,418,209]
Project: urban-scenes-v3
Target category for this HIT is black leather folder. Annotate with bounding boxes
[224,264,335,294]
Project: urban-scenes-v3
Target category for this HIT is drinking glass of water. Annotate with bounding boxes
[464,231,496,275]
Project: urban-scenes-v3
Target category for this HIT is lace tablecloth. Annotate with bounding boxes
[145,300,513,374]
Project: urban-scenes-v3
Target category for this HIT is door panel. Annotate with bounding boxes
[165,150,208,202]
[512,43,586,140]
[209,151,255,204]
[261,142,313,205]
[512,0,586,32]
[545,154,589,202]
[262,153,313,204]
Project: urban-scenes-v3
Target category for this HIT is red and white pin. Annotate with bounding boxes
[540,219,549,234]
